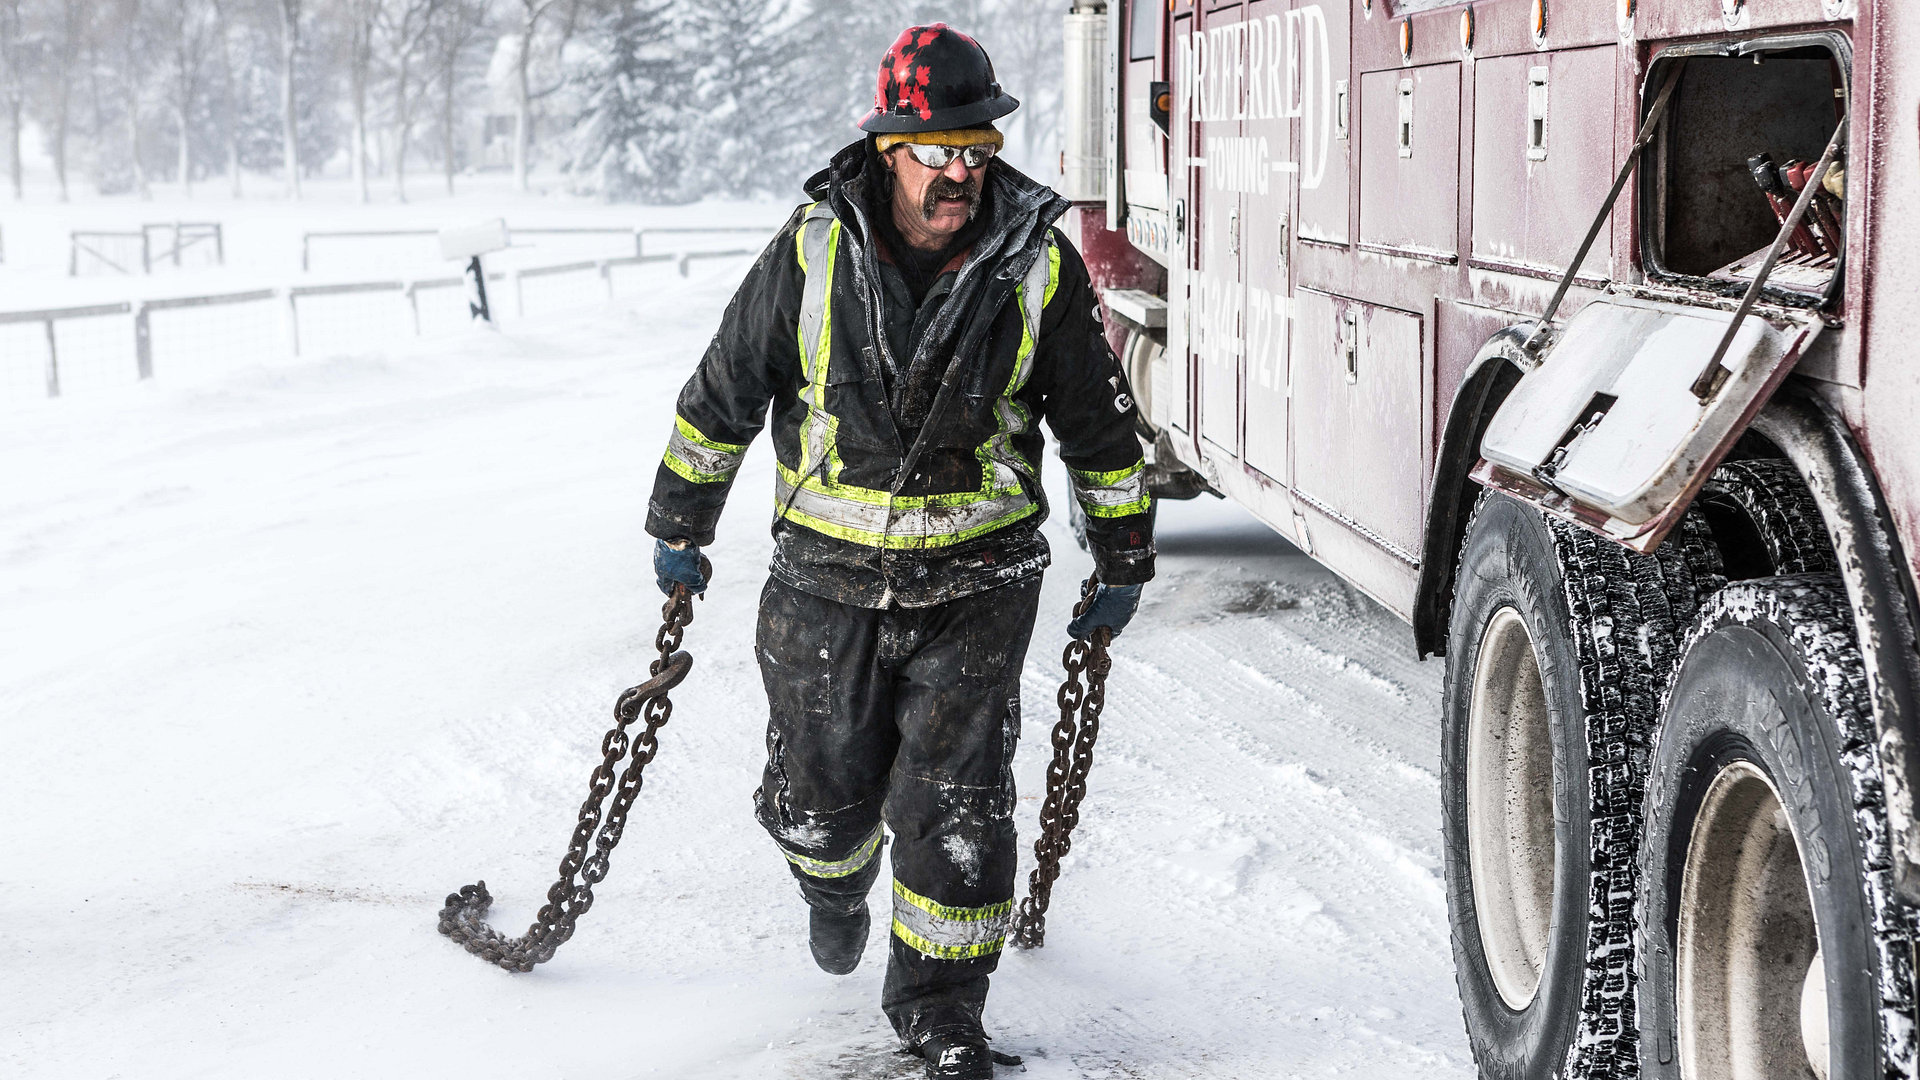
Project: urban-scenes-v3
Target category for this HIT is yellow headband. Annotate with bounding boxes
[875,128,1006,154]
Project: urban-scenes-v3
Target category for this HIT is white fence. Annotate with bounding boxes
[300,224,765,273]
[3,243,766,404]
[69,223,225,276]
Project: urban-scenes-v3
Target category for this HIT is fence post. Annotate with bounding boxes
[599,261,614,301]
[406,283,422,335]
[633,229,645,259]
[67,234,77,277]
[286,290,302,356]
[301,234,310,273]
[42,317,59,398]
[135,304,153,379]
[515,271,525,318]
[215,224,225,266]
[140,231,151,275]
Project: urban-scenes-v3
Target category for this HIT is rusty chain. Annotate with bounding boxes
[1012,575,1113,950]
[438,575,702,972]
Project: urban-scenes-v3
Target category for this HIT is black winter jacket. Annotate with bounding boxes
[646,139,1154,608]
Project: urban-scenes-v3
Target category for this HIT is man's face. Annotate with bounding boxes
[884,145,985,238]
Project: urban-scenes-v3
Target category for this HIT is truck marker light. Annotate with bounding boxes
[1532,0,1548,44]
[1461,8,1475,55]
[1618,0,1635,28]
[1400,19,1413,62]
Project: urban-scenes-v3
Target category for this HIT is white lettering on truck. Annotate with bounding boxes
[1179,4,1333,191]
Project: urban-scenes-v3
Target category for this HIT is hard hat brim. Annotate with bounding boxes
[858,91,1020,134]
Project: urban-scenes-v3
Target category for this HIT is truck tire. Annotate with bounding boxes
[1636,575,1909,1080]
[1697,459,1838,580]
[1443,494,1699,1079]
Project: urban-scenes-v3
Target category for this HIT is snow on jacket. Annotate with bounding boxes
[646,139,1155,609]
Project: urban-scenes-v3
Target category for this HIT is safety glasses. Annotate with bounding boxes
[903,143,998,170]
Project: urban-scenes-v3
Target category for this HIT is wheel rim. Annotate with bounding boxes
[1466,606,1558,1011]
[1677,761,1827,1080]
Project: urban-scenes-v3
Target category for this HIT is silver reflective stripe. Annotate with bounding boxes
[663,414,747,484]
[796,204,837,389]
[778,824,883,880]
[775,464,1037,550]
[1069,461,1151,518]
[794,205,840,479]
[891,880,1012,960]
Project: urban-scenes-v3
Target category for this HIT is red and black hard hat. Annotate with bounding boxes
[859,24,1020,134]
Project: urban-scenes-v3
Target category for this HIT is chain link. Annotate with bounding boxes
[438,581,700,972]
[1011,576,1113,950]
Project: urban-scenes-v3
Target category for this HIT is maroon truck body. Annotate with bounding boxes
[1085,0,1919,624]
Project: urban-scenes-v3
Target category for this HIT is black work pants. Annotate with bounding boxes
[753,573,1042,1046]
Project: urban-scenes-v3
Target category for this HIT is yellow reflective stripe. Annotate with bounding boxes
[1042,235,1062,311]
[794,202,815,273]
[778,825,883,880]
[1069,461,1152,518]
[1068,463,1142,487]
[674,414,746,454]
[891,880,1011,960]
[814,221,839,412]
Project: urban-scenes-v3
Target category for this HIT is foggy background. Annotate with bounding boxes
[0,0,1066,204]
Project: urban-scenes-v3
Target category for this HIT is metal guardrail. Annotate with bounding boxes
[9,235,769,400]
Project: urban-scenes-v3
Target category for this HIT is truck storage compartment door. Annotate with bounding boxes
[1472,298,1822,552]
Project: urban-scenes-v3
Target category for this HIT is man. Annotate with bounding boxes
[646,24,1154,1080]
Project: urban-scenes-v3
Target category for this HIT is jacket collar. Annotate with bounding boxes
[802,140,1070,433]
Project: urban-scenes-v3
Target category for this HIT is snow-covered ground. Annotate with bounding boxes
[0,215,1472,1078]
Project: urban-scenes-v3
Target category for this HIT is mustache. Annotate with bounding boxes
[920,175,982,221]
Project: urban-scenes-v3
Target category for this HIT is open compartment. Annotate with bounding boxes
[1641,34,1850,308]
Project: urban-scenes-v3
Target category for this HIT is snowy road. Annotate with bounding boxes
[1,258,1472,1079]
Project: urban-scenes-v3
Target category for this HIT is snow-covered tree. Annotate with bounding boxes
[566,0,690,202]
[0,0,25,198]
[428,0,490,194]
[159,0,218,194]
[274,0,302,197]
[506,0,578,191]
[377,0,445,200]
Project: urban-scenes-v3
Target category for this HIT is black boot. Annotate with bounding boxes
[808,902,870,975]
[916,1030,993,1080]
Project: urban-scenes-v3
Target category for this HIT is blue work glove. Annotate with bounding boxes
[1067,583,1143,641]
[653,538,708,596]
